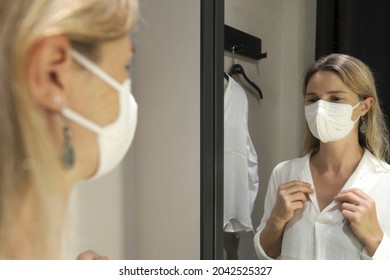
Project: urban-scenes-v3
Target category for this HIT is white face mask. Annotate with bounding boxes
[61,50,138,179]
[304,100,361,143]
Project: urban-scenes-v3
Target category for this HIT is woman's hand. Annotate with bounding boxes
[334,188,383,257]
[269,181,314,227]
[76,250,111,260]
[260,181,313,258]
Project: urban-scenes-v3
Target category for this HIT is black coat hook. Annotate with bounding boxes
[225,25,267,60]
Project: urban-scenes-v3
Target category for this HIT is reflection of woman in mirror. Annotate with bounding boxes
[254,54,390,259]
[0,0,138,259]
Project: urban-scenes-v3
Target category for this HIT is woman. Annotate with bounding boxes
[254,54,390,259]
[0,0,138,259]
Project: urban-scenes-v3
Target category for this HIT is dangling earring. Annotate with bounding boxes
[360,116,368,134]
[62,125,75,169]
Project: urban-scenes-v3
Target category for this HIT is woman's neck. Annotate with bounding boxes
[5,185,67,259]
[312,139,364,175]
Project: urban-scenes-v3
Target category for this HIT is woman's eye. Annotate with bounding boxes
[330,96,342,102]
[305,98,318,104]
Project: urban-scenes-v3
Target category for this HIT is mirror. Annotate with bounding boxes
[220,0,390,260]
[222,0,316,259]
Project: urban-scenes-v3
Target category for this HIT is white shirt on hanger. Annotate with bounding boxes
[224,76,259,232]
[254,149,390,259]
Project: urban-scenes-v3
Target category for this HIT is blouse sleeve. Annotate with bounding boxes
[254,230,275,260]
[360,234,390,260]
[253,164,283,260]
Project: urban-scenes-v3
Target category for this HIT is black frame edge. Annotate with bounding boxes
[200,0,224,260]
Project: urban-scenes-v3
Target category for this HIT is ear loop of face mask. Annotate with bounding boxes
[352,100,363,123]
[71,50,122,91]
[61,50,124,136]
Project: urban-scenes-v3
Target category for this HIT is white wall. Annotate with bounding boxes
[128,0,201,259]
[65,167,126,259]
[66,0,200,260]
[224,0,316,259]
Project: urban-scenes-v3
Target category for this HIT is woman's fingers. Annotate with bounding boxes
[339,201,359,212]
[76,250,111,260]
[335,191,358,205]
[335,188,372,207]
[272,181,313,224]
[289,191,309,204]
[279,181,314,195]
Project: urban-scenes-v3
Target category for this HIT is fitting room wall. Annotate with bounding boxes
[224,0,316,259]
[67,0,200,260]
[128,0,201,259]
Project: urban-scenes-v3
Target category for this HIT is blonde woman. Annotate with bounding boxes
[0,0,138,259]
[254,54,390,259]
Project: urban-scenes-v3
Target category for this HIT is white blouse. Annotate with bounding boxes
[254,149,390,259]
[224,76,259,232]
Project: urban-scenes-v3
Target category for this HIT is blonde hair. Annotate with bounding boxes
[0,0,138,259]
[302,54,390,161]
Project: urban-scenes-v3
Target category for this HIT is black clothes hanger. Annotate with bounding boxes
[224,72,229,81]
[228,64,263,99]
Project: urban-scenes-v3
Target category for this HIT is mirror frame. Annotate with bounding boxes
[200,0,225,260]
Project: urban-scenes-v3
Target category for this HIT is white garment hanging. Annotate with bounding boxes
[224,76,259,232]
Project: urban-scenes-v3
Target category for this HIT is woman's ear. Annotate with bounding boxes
[27,35,73,111]
[361,96,374,116]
